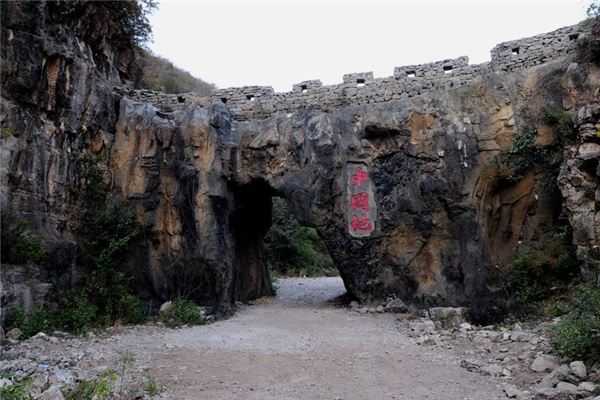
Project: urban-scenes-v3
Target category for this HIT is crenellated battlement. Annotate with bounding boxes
[117,21,591,120]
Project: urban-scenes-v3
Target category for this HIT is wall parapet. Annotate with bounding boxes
[117,21,591,120]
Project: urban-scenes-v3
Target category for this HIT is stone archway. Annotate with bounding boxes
[111,77,564,313]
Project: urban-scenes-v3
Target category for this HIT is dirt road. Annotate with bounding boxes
[2,277,512,399]
[144,277,505,400]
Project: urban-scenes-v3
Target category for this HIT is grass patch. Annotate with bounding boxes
[550,284,600,364]
[65,351,166,399]
[0,375,34,400]
[145,374,166,396]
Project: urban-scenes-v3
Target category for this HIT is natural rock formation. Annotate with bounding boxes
[1,1,600,314]
[559,103,600,281]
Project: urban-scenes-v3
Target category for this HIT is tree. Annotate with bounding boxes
[589,0,600,17]
[49,0,157,47]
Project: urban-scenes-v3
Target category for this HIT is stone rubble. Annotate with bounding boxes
[379,307,600,400]
[0,325,165,399]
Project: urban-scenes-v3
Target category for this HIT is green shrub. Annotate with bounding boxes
[71,155,147,329]
[1,212,45,264]
[544,299,569,318]
[5,155,148,338]
[57,296,98,334]
[0,375,34,400]
[160,299,206,328]
[492,128,550,183]
[5,305,58,338]
[550,284,600,363]
[507,227,579,317]
[540,106,576,141]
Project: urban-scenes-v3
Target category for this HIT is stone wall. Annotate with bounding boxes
[116,22,591,122]
[490,24,586,71]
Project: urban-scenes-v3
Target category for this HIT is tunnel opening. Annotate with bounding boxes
[231,180,343,305]
[264,197,337,279]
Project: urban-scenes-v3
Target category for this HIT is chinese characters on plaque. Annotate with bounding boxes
[347,163,376,237]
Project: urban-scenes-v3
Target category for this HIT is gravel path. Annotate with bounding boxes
[2,277,510,399]
[143,277,505,400]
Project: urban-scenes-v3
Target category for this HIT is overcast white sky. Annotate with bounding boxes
[148,1,591,92]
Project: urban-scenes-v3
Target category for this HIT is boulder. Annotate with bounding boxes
[531,355,559,372]
[556,382,579,395]
[510,331,528,342]
[569,361,587,379]
[159,301,174,317]
[579,382,596,392]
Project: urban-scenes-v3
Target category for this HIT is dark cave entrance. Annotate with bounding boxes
[231,179,276,302]
[231,180,339,304]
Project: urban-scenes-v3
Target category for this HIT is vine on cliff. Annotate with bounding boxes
[491,127,551,183]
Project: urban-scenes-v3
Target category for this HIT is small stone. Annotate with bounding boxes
[536,374,554,389]
[578,382,595,392]
[503,384,522,398]
[534,388,558,397]
[413,320,435,333]
[531,355,559,372]
[0,378,11,388]
[428,307,466,328]
[375,305,384,313]
[459,322,473,331]
[6,328,23,340]
[481,364,503,377]
[384,298,407,313]
[31,332,48,340]
[510,331,528,342]
[556,382,579,394]
[460,359,481,372]
[569,361,587,379]
[416,335,435,346]
[38,386,65,400]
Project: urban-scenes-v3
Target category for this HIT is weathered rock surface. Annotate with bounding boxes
[559,103,600,282]
[1,1,600,314]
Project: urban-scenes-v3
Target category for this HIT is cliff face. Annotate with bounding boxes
[0,1,139,310]
[2,2,599,314]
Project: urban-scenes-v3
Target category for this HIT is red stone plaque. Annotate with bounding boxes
[347,163,376,237]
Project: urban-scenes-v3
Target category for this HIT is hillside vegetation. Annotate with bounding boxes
[136,49,216,95]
